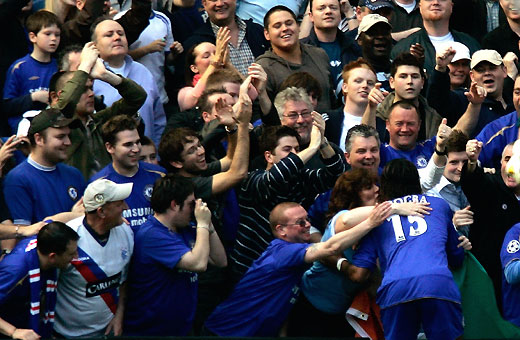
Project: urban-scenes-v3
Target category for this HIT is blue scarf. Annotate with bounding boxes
[24,239,57,338]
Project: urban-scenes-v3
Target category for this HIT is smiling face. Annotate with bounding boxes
[177,137,208,175]
[444,151,467,182]
[386,106,421,151]
[343,67,377,105]
[37,126,72,165]
[358,23,392,60]
[390,65,424,101]
[30,24,61,54]
[202,0,236,26]
[264,9,300,53]
[310,0,341,30]
[345,136,380,174]
[106,129,141,172]
[448,59,470,89]
[94,20,128,63]
[500,0,520,21]
[280,100,313,145]
[278,205,311,243]
[470,61,507,99]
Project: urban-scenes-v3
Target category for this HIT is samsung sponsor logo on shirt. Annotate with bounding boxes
[122,207,153,222]
[85,272,121,297]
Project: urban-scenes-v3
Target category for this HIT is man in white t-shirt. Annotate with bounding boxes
[324,58,377,151]
[391,0,480,76]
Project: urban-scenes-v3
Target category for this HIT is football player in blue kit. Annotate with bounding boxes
[348,158,472,340]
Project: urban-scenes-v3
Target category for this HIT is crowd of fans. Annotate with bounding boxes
[1,0,520,338]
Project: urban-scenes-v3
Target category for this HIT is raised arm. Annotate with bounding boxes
[210,77,252,194]
[362,83,388,128]
[452,81,487,136]
[89,58,147,122]
[54,42,99,116]
[178,27,230,111]
[177,199,212,272]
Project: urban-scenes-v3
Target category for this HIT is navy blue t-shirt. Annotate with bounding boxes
[124,216,197,336]
[205,239,309,336]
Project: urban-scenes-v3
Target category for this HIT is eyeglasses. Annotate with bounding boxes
[280,217,311,228]
[282,112,312,121]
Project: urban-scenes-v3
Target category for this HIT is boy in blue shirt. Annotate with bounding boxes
[3,10,61,133]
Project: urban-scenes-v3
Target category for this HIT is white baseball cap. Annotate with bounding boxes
[83,179,133,212]
[356,14,392,40]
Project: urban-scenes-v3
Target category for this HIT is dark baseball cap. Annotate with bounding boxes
[28,108,75,135]
[358,0,394,11]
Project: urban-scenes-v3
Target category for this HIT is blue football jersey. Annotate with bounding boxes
[352,194,464,309]
[90,162,165,231]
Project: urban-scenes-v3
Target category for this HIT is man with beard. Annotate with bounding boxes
[356,14,393,92]
[301,0,361,98]
[391,0,480,76]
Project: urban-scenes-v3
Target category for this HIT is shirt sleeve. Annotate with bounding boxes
[143,228,192,270]
[351,232,378,271]
[4,173,33,225]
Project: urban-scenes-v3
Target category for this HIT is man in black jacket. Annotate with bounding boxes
[301,0,361,98]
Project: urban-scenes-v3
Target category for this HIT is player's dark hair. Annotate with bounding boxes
[158,128,201,173]
[37,221,79,255]
[101,115,138,146]
[151,174,195,213]
[260,125,301,154]
[379,158,421,201]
